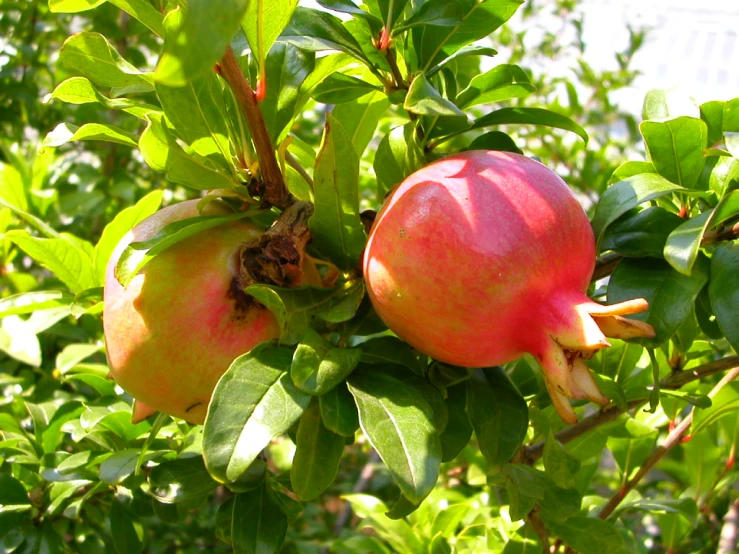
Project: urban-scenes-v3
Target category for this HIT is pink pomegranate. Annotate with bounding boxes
[103,200,280,424]
[363,151,654,423]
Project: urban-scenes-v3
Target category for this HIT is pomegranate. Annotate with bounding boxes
[363,151,654,423]
[103,199,280,424]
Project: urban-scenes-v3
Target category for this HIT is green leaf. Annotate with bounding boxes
[394,1,464,33]
[609,160,657,184]
[139,113,236,191]
[114,210,247,288]
[49,0,105,12]
[0,475,30,511]
[155,73,233,169]
[148,457,218,504]
[107,0,166,36]
[640,117,708,188]
[601,207,683,258]
[425,45,498,79]
[332,90,391,158]
[347,369,441,504]
[692,383,739,435]
[110,498,145,554]
[204,344,310,484]
[663,210,714,275]
[456,64,534,109]
[5,231,97,294]
[642,88,699,121]
[0,291,74,318]
[374,126,409,198]
[608,257,709,347]
[542,516,625,554]
[290,399,345,500]
[466,367,528,468]
[156,0,248,86]
[245,284,344,345]
[312,72,381,104]
[60,32,153,89]
[543,433,581,489]
[231,482,288,554]
[291,329,361,395]
[404,73,467,118]
[466,130,523,154]
[700,100,725,144]
[439,384,472,462]
[260,44,315,143]
[359,336,425,375]
[319,382,359,437]
[50,77,159,119]
[468,106,588,144]
[708,242,739,352]
[43,122,138,148]
[592,173,704,245]
[93,190,163,285]
[100,449,163,484]
[243,0,299,71]
[316,280,365,323]
[280,7,372,68]
[726,132,739,159]
[416,0,522,71]
[309,114,366,270]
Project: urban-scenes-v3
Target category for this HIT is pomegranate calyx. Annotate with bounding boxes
[132,400,158,424]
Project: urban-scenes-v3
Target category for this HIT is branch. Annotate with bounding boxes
[598,366,739,520]
[219,46,291,210]
[591,252,622,282]
[718,498,739,554]
[522,356,739,464]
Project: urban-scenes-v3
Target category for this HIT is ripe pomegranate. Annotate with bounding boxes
[363,151,655,423]
[103,199,280,424]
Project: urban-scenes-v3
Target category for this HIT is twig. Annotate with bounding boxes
[526,508,550,550]
[591,252,622,282]
[219,46,291,210]
[385,47,407,90]
[332,451,381,536]
[598,366,739,520]
[522,356,739,464]
[285,152,314,191]
[718,498,739,554]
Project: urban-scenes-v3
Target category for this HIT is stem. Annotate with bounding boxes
[386,47,407,90]
[285,151,314,191]
[522,356,739,464]
[591,252,623,282]
[598,366,739,520]
[219,46,290,209]
[718,498,739,554]
[333,451,381,536]
[526,508,550,550]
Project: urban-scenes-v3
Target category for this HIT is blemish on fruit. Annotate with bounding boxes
[185,401,203,413]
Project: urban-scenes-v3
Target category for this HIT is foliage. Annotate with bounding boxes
[1,0,738,553]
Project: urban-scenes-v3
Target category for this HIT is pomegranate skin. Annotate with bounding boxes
[364,150,594,367]
[103,200,280,424]
[364,151,654,423]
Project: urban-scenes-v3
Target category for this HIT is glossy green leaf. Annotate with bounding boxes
[260,44,315,142]
[692,383,739,435]
[415,0,522,71]
[700,100,726,144]
[0,474,30,511]
[425,45,498,78]
[663,210,715,275]
[50,77,158,119]
[601,206,683,258]
[377,0,409,29]
[439,384,472,462]
[312,72,380,104]
[543,433,581,489]
[290,399,345,500]
[43,122,138,148]
[609,160,656,184]
[0,291,74,318]
[291,329,361,395]
[466,367,528,468]
[138,114,236,191]
[642,88,699,121]
[231,482,288,554]
[110,498,145,554]
[359,336,425,375]
[60,32,152,89]
[404,73,466,117]
[148,457,218,504]
[5,231,97,294]
[456,64,534,109]
[204,344,310,483]
[93,190,163,284]
[155,73,233,169]
[394,1,464,33]
[467,131,522,154]
[332,90,391,158]
[245,284,344,344]
[467,106,588,145]
[640,117,708,188]
[309,114,366,269]
[347,369,441,504]
[726,132,739,159]
[374,126,408,198]
[156,0,248,86]
[316,280,365,323]
[319,382,359,437]
[592,173,700,245]
[106,0,165,36]
[279,7,372,68]
[542,516,625,554]
[243,0,298,71]
[114,211,247,287]
[608,256,709,346]
[708,241,739,352]
[48,0,105,12]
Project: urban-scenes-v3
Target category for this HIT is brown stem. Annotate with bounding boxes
[220,46,291,209]
[522,356,739,464]
[385,47,407,90]
[598,366,739,520]
[591,252,623,282]
[526,508,550,550]
[718,498,739,554]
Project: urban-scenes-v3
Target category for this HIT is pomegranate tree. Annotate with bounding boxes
[103,200,281,424]
[363,151,655,423]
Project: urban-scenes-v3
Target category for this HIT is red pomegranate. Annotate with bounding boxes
[103,199,280,424]
[363,151,654,423]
